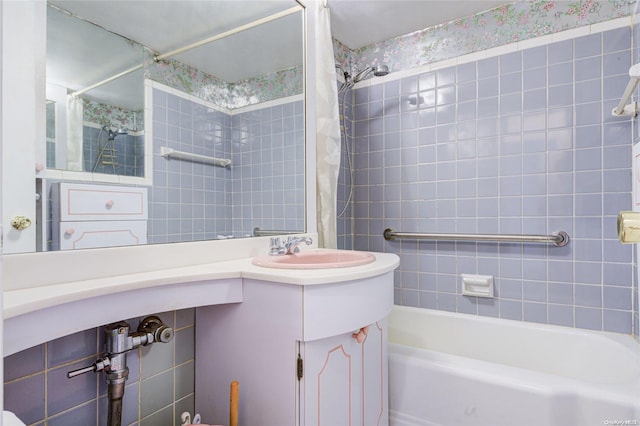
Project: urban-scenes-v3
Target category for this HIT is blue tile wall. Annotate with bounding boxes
[149,89,232,243]
[231,101,305,236]
[150,89,304,243]
[340,26,635,334]
[3,309,195,426]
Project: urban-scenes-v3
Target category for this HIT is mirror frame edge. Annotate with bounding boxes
[300,0,317,239]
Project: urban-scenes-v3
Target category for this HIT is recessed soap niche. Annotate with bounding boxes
[461,274,494,298]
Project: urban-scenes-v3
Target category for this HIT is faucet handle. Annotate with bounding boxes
[67,357,111,378]
[67,364,97,378]
[269,237,285,255]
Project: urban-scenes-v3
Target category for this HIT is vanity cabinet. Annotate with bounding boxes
[51,182,148,250]
[195,272,393,426]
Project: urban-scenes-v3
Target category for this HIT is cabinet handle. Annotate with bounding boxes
[105,200,114,209]
[65,228,75,236]
[10,216,32,231]
[352,325,370,343]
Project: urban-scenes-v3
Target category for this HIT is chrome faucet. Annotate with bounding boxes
[269,236,313,255]
[284,236,313,254]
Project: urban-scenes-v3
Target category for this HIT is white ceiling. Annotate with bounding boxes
[329,0,511,49]
[50,1,302,84]
[47,1,511,109]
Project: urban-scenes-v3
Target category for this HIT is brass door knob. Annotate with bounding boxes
[11,216,32,230]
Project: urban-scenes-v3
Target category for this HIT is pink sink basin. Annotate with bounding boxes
[252,249,376,269]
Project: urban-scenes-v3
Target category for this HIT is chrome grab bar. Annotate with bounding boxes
[253,227,303,237]
[383,228,570,247]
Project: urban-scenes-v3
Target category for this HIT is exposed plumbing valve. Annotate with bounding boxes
[67,315,174,426]
[138,315,175,344]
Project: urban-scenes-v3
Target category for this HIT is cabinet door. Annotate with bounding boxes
[58,220,147,250]
[361,321,388,426]
[303,331,362,426]
[302,320,388,426]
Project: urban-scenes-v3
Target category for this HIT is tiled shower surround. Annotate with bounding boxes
[83,126,144,177]
[149,87,304,243]
[338,23,636,333]
[4,309,195,425]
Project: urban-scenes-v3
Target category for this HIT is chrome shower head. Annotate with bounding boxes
[353,64,390,83]
[373,64,389,76]
[336,63,390,93]
[106,127,129,140]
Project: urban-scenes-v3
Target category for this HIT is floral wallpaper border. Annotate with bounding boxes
[337,0,634,76]
[83,99,142,132]
[147,52,303,110]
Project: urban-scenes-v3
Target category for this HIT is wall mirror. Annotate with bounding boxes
[35,0,305,252]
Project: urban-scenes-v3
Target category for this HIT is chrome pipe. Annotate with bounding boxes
[383,229,569,247]
[611,63,640,116]
[107,380,125,426]
[67,316,174,426]
[612,77,639,116]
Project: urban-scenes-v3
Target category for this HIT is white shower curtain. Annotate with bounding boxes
[66,95,83,171]
[315,1,341,249]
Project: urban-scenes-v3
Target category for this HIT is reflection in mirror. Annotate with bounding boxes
[39,1,305,251]
[46,3,145,177]
[45,100,56,168]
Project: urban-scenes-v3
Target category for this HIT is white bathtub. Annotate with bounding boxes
[388,306,640,426]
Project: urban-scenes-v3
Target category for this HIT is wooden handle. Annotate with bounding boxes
[230,380,239,426]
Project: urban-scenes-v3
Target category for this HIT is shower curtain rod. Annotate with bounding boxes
[154,6,302,61]
[71,64,143,98]
[70,5,303,98]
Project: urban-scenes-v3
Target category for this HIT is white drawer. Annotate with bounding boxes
[58,183,147,221]
[58,220,147,250]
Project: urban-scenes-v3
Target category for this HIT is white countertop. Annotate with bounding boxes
[4,250,400,319]
[3,244,399,356]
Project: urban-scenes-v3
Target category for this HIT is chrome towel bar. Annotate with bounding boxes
[383,228,570,247]
[160,147,231,168]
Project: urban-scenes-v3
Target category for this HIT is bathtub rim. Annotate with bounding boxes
[388,305,640,386]
[389,341,640,406]
[389,305,640,354]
